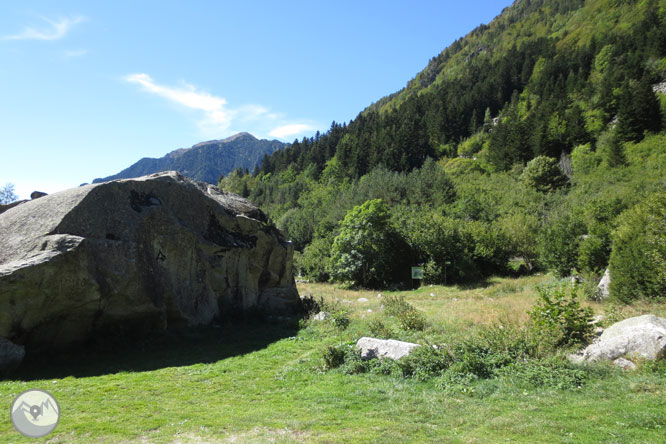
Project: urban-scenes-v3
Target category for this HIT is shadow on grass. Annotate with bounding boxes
[10,320,299,381]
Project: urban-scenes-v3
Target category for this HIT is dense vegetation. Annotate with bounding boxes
[219,0,666,302]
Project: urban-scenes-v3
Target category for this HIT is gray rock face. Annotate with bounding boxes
[596,268,611,300]
[0,171,300,352]
[570,315,666,367]
[356,337,420,360]
[0,337,25,374]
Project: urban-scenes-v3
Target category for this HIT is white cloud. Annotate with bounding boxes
[125,73,317,140]
[125,73,233,132]
[4,15,86,41]
[269,124,314,139]
[64,49,87,58]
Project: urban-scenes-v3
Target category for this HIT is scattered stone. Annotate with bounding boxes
[0,171,301,353]
[430,293,435,297]
[653,81,666,95]
[591,314,604,325]
[377,293,383,299]
[0,337,25,374]
[357,297,368,303]
[569,314,666,365]
[312,312,329,321]
[595,269,611,300]
[367,309,373,313]
[613,357,637,371]
[30,191,48,200]
[355,337,421,361]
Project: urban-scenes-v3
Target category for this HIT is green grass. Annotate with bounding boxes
[1,276,665,443]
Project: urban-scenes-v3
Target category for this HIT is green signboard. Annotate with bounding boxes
[411,266,424,280]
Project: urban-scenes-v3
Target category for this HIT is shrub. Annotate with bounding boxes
[398,345,454,381]
[609,191,666,302]
[520,156,568,193]
[397,310,427,331]
[321,345,346,370]
[330,310,351,331]
[382,295,414,317]
[368,319,392,339]
[538,212,586,277]
[497,359,588,389]
[528,285,594,347]
[330,199,412,288]
[299,236,333,282]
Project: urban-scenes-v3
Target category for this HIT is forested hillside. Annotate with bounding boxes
[219,0,666,301]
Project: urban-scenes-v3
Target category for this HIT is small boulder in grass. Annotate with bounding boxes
[569,314,666,369]
[355,337,420,360]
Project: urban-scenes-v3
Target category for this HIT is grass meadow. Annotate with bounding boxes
[1,274,665,443]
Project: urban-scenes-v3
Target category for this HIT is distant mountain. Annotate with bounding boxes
[92,132,285,184]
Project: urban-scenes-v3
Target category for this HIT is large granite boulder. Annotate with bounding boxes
[569,314,666,368]
[356,337,420,360]
[0,172,300,354]
[0,337,25,374]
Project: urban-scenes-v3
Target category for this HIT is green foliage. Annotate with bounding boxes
[499,212,540,270]
[330,309,351,331]
[616,77,663,142]
[321,344,347,370]
[398,345,454,381]
[571,143,601,175]
[298,236,333,282]
[520,156,569,193]
[382,294,415,317]
[538,212,586,277]
[367,319,392,339]
[397,309,427,331]
[497,359,588,389]
[528,285,593,347]
[330,199,411,288]
[609,191,666,302]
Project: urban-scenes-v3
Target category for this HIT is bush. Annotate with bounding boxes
[497,358,588,389]
[609,191,666,302]
[321,345,347,370]
[368,319,392,339]
[330,199,412,288]
[520,156,568,193]
[538,212,586,277]
[382,295,414,317]
[397,310,427,331]
[398,345,454,381]
[528,285,594,347]
[299,236,333,282]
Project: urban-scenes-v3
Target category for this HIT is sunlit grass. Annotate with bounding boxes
[0,275,664,443]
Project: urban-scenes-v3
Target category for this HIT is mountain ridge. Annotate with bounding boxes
[92,132,284,185]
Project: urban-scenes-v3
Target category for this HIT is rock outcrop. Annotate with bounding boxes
[569,314,666,368]
[596,268,611,300]
[0,172,300,357]
[356,337,420,360]
[0,337,25,375]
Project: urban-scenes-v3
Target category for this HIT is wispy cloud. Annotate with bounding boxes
[269,124,314,139]
[124,73,316,140]
[3,15,86,41]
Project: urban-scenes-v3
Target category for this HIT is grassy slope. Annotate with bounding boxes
[1,275,665,444]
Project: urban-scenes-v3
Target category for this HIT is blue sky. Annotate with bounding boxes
[0,1,511,199]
